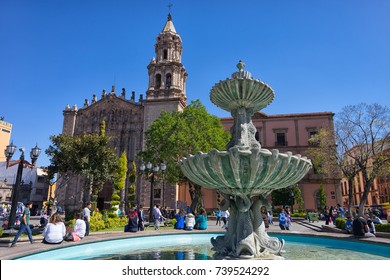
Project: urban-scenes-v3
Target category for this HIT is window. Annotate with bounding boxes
[163,49,168,60]
[154,189,161,199]
[307,128,319,146]
[275,132,287,146]
[165,73,172,89]
[155,74,161,89]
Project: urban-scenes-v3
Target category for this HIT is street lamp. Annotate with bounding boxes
[288,185,295,214]
[4,142,41,229]
[139,161,166,221]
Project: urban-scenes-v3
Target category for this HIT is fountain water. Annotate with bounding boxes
[180,61,312,259]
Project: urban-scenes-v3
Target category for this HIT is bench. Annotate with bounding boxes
[308,212,319,222]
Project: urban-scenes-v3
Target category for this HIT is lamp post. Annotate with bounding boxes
[139,161,166,221]
[4,142,41,229]
[288,186,295,214]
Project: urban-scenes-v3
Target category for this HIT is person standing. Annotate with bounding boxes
[82,202,91,236]
[152,204,166,230]
[10,202,34,247]
[137,205,145,231]
[215,209,221,226]
[220,209,230,228]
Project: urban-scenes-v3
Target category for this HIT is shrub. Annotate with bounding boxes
[335,217,346,230]
[375,223,390,233]
[0,227,4,237]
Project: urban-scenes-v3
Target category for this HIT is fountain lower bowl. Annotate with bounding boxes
[180,146,312,197]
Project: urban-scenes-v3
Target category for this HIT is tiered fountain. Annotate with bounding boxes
[180,61,312,259]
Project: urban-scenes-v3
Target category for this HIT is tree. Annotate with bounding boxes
[318,184,327,211]
[110,151,127,215]
[46,120,119,208]
[139,100,230,212]
[308,103,390,216]
[127,161,137,211]
[336,103,390,216]
[307,129,356,214]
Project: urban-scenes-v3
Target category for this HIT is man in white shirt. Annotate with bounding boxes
[152,204,166,230]
[82,202,91,236]
[220,209,230,228]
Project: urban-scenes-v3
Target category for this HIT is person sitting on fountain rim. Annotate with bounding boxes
[195,208,208,230]
[184,211,196,230]
[352,215,375,238]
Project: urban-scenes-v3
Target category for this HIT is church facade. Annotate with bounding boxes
[59,14,340,213]
[60,14,186,212]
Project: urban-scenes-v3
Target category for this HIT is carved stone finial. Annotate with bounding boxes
[102,89,106,98]
[111,85,115,93]
[92,94,97,103]
[121,88,126,97]
[84,99,89,106]
[237,60,246,71]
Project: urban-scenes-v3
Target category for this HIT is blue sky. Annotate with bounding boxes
[1,0,389,167]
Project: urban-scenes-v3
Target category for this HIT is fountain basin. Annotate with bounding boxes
[13,233,390,260]
[180,146,312,198]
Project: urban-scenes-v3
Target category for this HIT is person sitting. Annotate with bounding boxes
[352,216,375,238]
[175,210,186,229]
[184,212,196,230]
[261,206,269,229]
[366,215,376,235]
[195,208,208,230]
[278,209,289,230]
[373,215,383,224]
[125,208,138,232]
[42,212,66,244]
[345,216,353,234]
[65,213,86,242]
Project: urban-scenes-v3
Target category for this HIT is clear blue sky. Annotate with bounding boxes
[1,0,389,167]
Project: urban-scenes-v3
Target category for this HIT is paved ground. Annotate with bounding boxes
[1,219,389,260]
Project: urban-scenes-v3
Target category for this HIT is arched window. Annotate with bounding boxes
[155,74,161,89]
[165,73,172,89]
[163,49,168,60]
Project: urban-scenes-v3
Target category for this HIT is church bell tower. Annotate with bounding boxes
[143,13,188,131]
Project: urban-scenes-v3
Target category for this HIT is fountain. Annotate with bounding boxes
[180,61,313,259]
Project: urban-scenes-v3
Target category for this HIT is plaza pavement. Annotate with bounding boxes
[1,219,389,260]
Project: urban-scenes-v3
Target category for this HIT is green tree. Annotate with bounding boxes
[318,184,327,211]
[46,120,119,208]
[139,100,230,212]
[127,161,137,211]
[110,151,127,215]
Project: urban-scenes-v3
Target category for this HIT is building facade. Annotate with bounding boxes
[0,118,12,162]
[60,14,186,212]
[60,13,339,213]
[0,161,49,215]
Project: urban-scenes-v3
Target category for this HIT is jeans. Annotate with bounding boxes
[154,218,160,230]
[85,221,90,236]
[12,223,33,244]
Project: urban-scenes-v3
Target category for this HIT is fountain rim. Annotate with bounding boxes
[11,230,390,260]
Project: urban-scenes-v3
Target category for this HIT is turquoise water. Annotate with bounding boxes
[15,233,390,260]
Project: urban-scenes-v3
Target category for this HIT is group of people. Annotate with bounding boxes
[10,201,91,247]
[214,209,230,228]
[124,205,146,232]
[174,208,208,231]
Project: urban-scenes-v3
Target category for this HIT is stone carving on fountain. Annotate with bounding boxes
[180,61,312,259]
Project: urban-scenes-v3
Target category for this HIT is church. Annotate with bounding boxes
[59,13,339,213]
